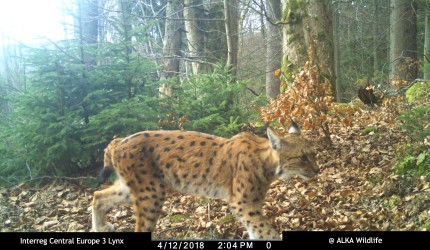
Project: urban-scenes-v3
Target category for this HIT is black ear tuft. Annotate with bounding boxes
[288,121,301,135]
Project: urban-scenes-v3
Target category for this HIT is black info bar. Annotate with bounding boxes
[2,232,428,250]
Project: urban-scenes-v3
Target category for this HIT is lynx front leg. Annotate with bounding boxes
[229,200,280,239]
[92,180,132,232]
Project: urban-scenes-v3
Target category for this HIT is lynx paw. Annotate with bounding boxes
[92,222,114,232]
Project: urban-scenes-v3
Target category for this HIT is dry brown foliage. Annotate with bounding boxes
[260,62,356,147]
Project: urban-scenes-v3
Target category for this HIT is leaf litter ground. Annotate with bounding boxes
[1,107,430,238]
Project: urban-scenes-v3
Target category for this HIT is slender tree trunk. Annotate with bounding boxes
[184,0,205,74]
[424,7,430,80]
[159,0,183,96]
[140,0,164,46]
[373,1,379,77]
[239,0,251,50]
[260,0,266,42]
[389,0,417,85]
[223,0,239,79]
[332,1,341,102]
[1,33,11,87]
[265,0,282,99]
[1,33,11,115]
[76,0,98,125]
[120,0,134,98]
[138,0,164,78]
[77,0,98,66]
[120,0,132,60]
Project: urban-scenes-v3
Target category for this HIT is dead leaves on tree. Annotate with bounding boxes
[260,62,357,147]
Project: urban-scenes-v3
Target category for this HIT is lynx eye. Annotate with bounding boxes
[301,155,309,162]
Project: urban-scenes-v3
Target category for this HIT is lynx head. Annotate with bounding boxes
[267,123,319,181]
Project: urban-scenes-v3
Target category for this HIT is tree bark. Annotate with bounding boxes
[282,0,307,75]
[120,0,134,98]
[265,0,282,100]
[373,1,379,77]
[282,0,336,98]
[332,1,341,101]
[77,0,98,66]
[305,0,335,89]
[76,0,98,125]
[159,0,183,96]
[389,0,417,85]
[224,0,239,79]
[424,5,430,80]
[184,0,205,74]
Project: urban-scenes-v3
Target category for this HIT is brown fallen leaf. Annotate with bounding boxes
[404,195,415,201]
[369,167,382,174]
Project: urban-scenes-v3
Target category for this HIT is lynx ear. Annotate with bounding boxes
[267,128,282,150]
[288,121,301,135]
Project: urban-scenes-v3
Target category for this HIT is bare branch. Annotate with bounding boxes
[247,0,295,26]
[246,86,261,96]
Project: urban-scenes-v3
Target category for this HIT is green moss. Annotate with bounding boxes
[424,221,430,230]
[288,32,303,44]
[405,81,430,103]
[362,126,378,135]
[196,198,211,206]
[334,103,350,109]
[317,31,326,41]
[281,55,293,84]
[396,144,430,182]
[289,0,302,11]
[382,195,401,208]
[282,0,304,22]
[218,215,236,225]
[298,45,307,55]
[165,214,191,222]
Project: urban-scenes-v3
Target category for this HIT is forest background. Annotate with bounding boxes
[0,0,429,213]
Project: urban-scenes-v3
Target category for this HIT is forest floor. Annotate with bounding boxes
[1,105,430,238]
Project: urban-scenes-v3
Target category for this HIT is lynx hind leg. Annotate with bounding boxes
[92,180,132,232]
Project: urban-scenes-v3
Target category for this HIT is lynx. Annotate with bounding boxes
[91,123,318,239]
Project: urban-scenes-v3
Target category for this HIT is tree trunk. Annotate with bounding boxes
[76,0,98,125]
[120,0,134,98]
[282,0,336,98]
[265,0,282,100]
[389,0,417,85]
[332,1,341,102]
[184,0,205,74]
[224,0,239,79]
[424,6,430,80]
[77,0,98,66]
[305,0,335,91]
[282,0,307,76]
[159,0,183,97]
[373,1,379,77]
